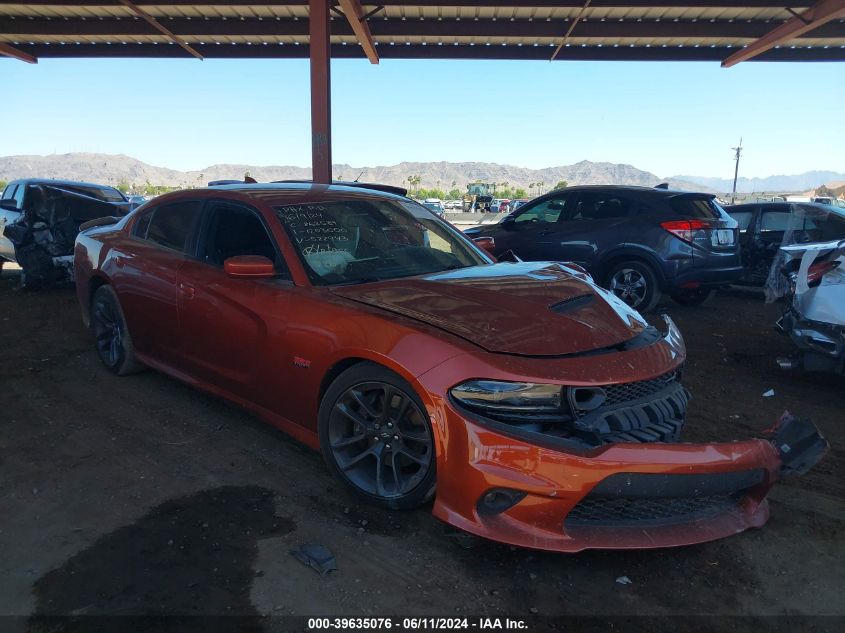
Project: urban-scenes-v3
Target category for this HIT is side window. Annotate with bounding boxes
[1,184,16,201]
[12,185,26,209]
[568,193,634,221]
[144,201,201,253]
[760,206,791,232]
[727,206,755,231]
[201,204,285,273]
[133,210,154,238]
[515,195,568,224]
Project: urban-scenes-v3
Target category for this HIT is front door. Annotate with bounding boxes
[177,200,293,410]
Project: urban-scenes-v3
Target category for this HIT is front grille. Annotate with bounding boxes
[574,380,689,445]
[602,369,682,406]
[565,494,739,527]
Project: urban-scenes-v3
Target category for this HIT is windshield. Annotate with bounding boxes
[62,185,126,203]
[274,198,488,285]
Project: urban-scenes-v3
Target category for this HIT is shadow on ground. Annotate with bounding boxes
[28,486,294,633]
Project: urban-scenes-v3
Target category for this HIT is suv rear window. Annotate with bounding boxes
[669,195,724,219]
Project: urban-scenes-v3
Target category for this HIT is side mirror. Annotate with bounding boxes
[0,200,19,212]
[223,255,276,279]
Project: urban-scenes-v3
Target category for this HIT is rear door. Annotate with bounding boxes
[176,200,293,409]
[551,191,640,268]
[725,203,759,281]
[112,199,202,367]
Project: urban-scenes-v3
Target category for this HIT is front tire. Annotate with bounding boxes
[91,285,144,375]
[318,363,436,510]
[605,260,662,312]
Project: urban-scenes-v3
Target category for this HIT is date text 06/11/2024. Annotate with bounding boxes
[307,617,529,630]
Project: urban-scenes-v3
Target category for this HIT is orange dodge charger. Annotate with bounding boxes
[74,182,826,552]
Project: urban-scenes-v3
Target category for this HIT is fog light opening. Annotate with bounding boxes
[477,488,527,516]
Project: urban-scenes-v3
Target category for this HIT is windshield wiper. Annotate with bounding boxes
[333,276,383,286]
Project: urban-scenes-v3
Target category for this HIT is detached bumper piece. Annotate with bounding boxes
[767,412,829,477]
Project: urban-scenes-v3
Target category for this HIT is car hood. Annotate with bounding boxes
[330,261,650,356]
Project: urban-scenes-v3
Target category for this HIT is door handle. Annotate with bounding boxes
[179,282,195,299]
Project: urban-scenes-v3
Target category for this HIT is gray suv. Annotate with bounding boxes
[465,185,742,311]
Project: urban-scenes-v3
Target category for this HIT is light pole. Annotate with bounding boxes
[731,139,743,204]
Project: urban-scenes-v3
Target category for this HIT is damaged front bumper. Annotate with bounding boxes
[429,409,826,552]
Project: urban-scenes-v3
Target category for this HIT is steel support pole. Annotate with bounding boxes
[310,0,332,183]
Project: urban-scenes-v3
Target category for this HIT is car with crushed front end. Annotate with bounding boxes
[1,178,132,287]
[73,182,826,552]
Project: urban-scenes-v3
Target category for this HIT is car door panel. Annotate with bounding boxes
[177,260,292,409]
[111,239,185,365]
[176,200,294,412]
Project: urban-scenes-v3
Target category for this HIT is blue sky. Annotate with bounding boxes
[2,57,843,178]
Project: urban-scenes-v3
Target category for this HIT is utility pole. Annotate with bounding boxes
[731,138,743,203]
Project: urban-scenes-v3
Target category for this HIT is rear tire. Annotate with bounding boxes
[604,260,662,313]
[671,288,715,306]
[318,362,436,510]
[91,285,144,375]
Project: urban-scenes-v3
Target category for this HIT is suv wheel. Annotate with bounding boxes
[605,261,661,312]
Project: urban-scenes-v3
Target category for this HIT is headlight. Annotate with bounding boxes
[450,380,563,413]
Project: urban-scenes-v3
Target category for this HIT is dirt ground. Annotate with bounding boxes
[0,267,843,631]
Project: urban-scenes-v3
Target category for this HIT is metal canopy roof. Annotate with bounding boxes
[2,1,845,64]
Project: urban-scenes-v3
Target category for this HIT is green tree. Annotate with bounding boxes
[407,175,422,196]
[514,188,528,199]
[553,180,568,191]
[447,188,462,199]
[116,179,130,194]
[0,180,7,191]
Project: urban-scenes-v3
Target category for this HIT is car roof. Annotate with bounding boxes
[531,184,714,201]
[184,181,409,204]
[8,178,121,191]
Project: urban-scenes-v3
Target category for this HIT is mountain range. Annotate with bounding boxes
[671,171,845,194]
[0,153,840,194]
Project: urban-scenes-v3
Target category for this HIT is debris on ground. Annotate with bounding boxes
[762,389,775,397]
[289,544,337,576]
[616,576,633,585]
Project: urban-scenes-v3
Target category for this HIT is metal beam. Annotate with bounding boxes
[722,0,845,66]
[337,0,379,64]
[21,42,845,62]
[116,0,203,59]
[0,41,36,63]
[551,0,592,61]
[5,17,842,39]
[310,0,332,184]
[0,1,820,6]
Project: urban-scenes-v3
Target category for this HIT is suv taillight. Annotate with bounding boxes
[660,219,712,243]
[661,219,735,248]
[807,260,840,285]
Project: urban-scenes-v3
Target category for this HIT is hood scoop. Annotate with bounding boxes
[549,294,595,314]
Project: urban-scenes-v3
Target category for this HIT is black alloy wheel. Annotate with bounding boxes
[605,260,662,312]
[91,285,143,375]
[319,363,436,510]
